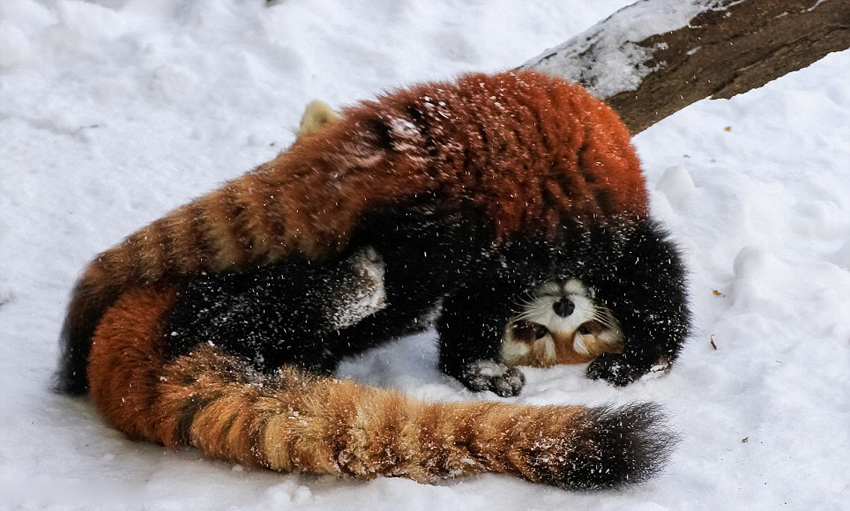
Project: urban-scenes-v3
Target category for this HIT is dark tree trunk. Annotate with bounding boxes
[520,0,850,134]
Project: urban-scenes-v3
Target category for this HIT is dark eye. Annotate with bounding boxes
[511,321,550,343]
[577,324,593,335]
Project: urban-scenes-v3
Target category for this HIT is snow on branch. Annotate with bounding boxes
[520,0,850,134]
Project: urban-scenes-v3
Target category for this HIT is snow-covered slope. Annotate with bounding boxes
[1,1,848,509]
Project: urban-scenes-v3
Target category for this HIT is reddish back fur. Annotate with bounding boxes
[61,71,647,394]
[76,72,673,489]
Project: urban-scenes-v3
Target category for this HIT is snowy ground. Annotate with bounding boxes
[1,1,849,509]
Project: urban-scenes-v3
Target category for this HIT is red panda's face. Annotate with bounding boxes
[501,279,623,367]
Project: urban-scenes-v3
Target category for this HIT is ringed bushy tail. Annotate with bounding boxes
[56,100,356,394]
[87,286,675,489]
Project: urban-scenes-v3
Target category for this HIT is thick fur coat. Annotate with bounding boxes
[56,71,689,489]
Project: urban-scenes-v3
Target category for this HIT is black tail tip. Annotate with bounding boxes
[560,402,679,490]
[53,365,89,395]
[54,327,90,395]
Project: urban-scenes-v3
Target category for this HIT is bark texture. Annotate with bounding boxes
[521,0,850,134]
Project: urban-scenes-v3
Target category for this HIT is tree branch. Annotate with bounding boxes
[520,0,850,134]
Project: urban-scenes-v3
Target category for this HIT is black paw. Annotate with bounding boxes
[461,361,526,397]
[586,354,642,387]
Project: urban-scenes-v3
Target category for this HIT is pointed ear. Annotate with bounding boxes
[297,100,340,139]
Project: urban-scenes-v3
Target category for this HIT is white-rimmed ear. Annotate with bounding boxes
[297,100,340,139]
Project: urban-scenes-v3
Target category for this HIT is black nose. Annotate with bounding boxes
[553,298,575,317]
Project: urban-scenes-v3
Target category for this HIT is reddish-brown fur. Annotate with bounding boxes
[89,286,649,486]
[72,72,677,488]
[87,284,178,444]
[60,71,647,394]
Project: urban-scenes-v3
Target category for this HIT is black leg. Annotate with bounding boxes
[585,223,690,386]
[437,283,524,397]
[164,247,389,373]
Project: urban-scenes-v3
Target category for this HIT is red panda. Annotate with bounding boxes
[56,71,689,488]
[88,283,673,489]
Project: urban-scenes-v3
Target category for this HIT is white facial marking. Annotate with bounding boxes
[519,278,597,335]
[573,332,591,357]
[542,336,557,360]
[503,278,624,366]
[500,339,530,365]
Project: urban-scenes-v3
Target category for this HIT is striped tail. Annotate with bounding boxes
[54,187,272,394]
[55,152,358,394]
[56,101,346,395]
[87,286,676,489]
[55,97,425,395]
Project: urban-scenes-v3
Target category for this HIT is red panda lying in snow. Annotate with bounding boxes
[56,71,688,489]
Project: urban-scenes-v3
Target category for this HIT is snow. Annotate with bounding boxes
[1,0,848,509]
[522,0,725,98]
[325,246,387,331]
